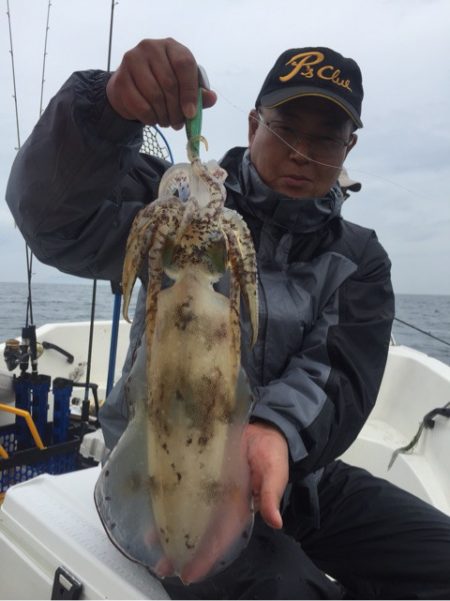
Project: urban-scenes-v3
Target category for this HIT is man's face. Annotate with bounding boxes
[248,97,357,198]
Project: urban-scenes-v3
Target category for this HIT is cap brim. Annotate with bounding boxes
[259,86,363,128]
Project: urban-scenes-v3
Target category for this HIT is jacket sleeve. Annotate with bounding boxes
[251,233,395,480]
[6,70,167,282]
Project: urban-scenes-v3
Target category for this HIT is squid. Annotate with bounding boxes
[94,126,259,583]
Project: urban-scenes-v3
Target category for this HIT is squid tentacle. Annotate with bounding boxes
[122,197,184,321]
[223,213,259,347]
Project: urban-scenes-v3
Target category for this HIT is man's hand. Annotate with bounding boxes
[244,421,289,529]
[153,422,289,583]
[106,38,217,128]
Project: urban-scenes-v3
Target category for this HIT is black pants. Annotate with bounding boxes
[163,460,450,599]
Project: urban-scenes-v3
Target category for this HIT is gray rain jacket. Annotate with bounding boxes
[6,70,394,517]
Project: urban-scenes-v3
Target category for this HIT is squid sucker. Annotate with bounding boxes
[94,137,259,584]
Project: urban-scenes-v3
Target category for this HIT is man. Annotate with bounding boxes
[6,39,450,599]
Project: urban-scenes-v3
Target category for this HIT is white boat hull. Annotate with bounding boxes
[0,322,449,599]
[342,344,450,514]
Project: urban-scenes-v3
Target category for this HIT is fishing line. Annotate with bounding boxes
[215,86,450,351]
[213,87,345,168]
[214,86,431,202]
[249,112,346,170]
[394,317,450,348]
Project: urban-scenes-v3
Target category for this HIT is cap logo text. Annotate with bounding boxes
[279,51,353,92]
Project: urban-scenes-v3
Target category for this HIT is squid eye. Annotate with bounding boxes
[177,181,191,203]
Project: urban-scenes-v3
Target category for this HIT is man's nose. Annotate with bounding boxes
[288,136,312,162]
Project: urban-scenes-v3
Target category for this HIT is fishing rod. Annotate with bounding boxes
[85,0,120,414]
[5,0,20,150]
[25,0,53,334]
[106,0,117,73]
[6,1,30,330]
[6,0,37,372]
[39,0,52,117]
[3,2,83,457]
[101,0,118,400]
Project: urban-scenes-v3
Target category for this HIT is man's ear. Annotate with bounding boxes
[345,133,358,159]
[248,109,259,145]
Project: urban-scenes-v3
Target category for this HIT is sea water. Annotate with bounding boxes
[0,282,449,366]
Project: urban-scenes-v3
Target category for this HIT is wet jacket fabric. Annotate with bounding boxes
[6,70,394,504]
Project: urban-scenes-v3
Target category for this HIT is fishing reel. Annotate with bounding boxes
[3,324,76,373]
[3,326,43,373]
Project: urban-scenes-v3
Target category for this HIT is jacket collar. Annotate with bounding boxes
[221,147,344,234]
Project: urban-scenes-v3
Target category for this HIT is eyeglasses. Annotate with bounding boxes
[258,113,353,162]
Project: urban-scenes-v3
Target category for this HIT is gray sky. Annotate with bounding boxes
[1,0,449,294]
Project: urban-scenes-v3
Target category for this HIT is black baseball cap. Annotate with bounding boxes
[255,47,364,128]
